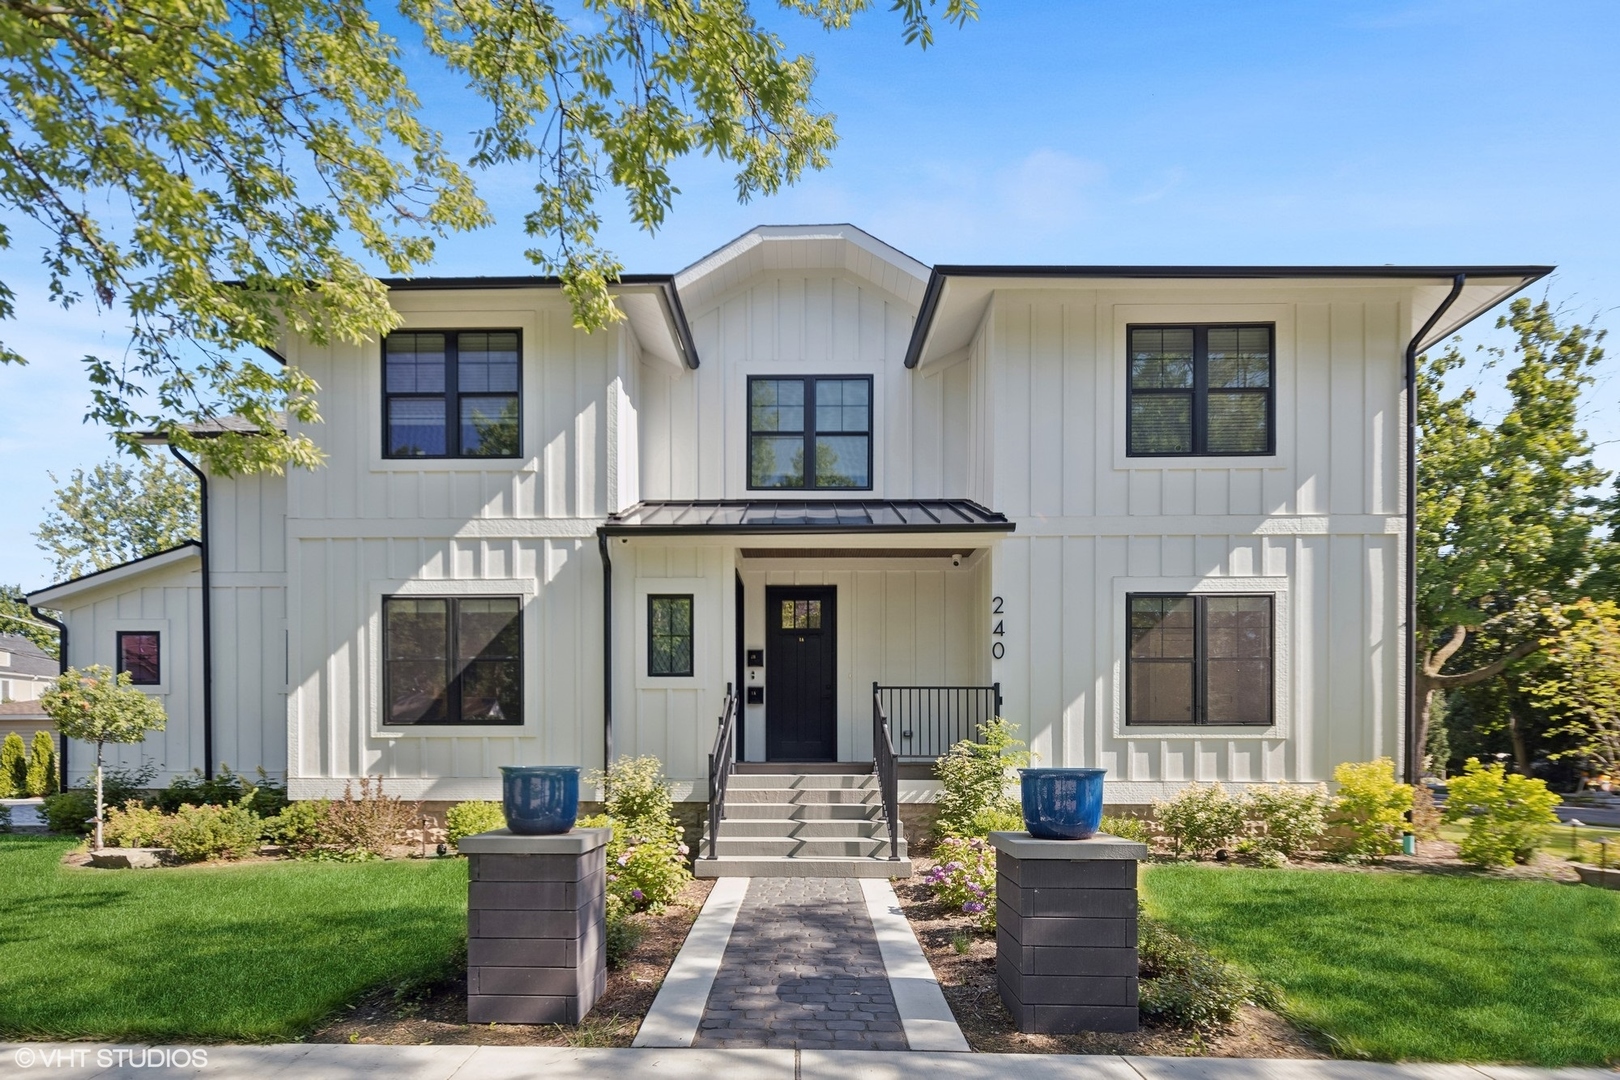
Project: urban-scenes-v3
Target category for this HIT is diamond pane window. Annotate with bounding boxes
[649,595,694,677]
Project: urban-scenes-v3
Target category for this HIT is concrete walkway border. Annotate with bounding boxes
[859,877,970,1051]
[633,876,749,1047]
[1,1045,1613,1079]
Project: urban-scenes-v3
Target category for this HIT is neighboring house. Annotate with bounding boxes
[0,700,52,743]
[0,634,58,704]
[27,226,1549,820]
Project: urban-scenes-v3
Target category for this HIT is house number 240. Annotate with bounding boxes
[991,596,1006,660]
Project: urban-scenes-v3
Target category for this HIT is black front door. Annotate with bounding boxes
[765,585,837,761]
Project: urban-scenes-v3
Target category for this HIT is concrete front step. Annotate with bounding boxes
[694,855,912,878]
[715,818,898,838]
[724,787,879,804]
[709,836,909,858]
[726,773,878,790]
[721,802,879,821]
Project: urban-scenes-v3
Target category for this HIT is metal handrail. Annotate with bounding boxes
[871,681,901,861]
[706,682,737,860]
[877,683,1002,760]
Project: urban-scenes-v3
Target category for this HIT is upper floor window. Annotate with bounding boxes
[117,631,161,686]
[748,375,872,489]
[383,596,522,725]
[384,330,521,458]
[1128,594,1273,726]
[1128,325,1273,456]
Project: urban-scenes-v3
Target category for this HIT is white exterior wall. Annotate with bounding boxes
[54,557,205,785]
[209,470,290,777]
[281,289,636,799]
[970,288,1407,800]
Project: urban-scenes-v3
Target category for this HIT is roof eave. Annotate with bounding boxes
[27,542,202,607]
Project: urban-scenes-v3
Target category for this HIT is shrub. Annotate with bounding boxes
[603,891,644,968]
[1410,782,1443,841]
[41,789,95,834]
[1100,815,1151,845]
[1329,758,1411,858]
[156,765,287,817]
[445,800,506,847]
[314,777,419,860]
[264,799,332,853]
[922,836,997,930]
[25,731,57,796]
[593,755,676,828]
[96,761,160,810]
[1139,912,1263,1032]
[1242,784,1330,858]
[1154,784,1244,859]
[0,804,11,832]
[961,805,1024,837]
[102,800,174,847]
[165,801,264,861]
[933,718,1030,839]
[1443,757,1562,867]
[1575,838,1619,866]
[579,811,690,913]
[0,732,25,797]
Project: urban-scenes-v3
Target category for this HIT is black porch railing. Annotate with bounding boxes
[871,682,901,861]
[705,682,737,860]
[876,683,1002,760]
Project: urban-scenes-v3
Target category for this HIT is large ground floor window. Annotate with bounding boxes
[1128,593,1273,726]
[383,596,522,725]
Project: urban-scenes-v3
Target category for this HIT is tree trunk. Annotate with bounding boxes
[1413,679,1436,779]
[93,741,104,852]
[1508,714,1530,774]
[1416,627,1544,779]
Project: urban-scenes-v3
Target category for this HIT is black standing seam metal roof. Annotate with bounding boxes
[600,499,1013,535]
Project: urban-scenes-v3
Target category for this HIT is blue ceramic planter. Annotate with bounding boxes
[500,765,581,836]
[1020,767,1107,840]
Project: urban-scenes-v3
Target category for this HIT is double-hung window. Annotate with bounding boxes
[384,330,521,458]
[383,597,522,725]
[1128,325,1273,456]
[748,375,872,489]
[1128,594,1273,726]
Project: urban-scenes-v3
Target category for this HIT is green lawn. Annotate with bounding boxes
[0,836,468,1041]
[1143,863,1620,1065]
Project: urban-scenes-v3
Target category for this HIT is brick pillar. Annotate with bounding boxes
[989,831,1146,1034]
[460,827,610,1025]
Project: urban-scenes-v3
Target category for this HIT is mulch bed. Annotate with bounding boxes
[892,856,1328,1058]
[309,876,714,1047]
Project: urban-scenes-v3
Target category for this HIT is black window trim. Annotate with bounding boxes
[115,630,162,686]
[382,328,524,460]
[746,373,875,491]
[381,594,524,726]
[647,593,695,678]
[1125,592,1275,728]
[1125,322,1276,458]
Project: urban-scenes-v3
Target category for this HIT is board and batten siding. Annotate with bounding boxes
[970,288,1407,799]
[281,289,641,799]
[54,558,205,786]
[636,270,975,501]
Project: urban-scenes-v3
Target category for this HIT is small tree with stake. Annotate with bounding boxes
[41,666,167,850]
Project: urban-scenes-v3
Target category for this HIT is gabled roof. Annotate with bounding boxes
[0,635,58,678]
[602,499,1012,536]
[27,542,201,607]
[674,224,930,313]
[902,264,1555,369]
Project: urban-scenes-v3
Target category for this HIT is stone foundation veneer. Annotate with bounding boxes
[459,827,610,1025]
[988,831,1147,1034]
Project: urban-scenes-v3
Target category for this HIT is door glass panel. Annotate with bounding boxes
[780,599,824,629]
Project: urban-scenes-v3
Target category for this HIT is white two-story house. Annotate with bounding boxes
[29,225,1546,871]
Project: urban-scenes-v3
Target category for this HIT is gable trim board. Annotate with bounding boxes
[23,226,1555,801]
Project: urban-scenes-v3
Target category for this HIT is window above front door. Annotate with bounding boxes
[748,375,872,490]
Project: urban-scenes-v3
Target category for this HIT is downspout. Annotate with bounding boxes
[598,529,613,776]
[29,606,68,791]
[1404,274,1466,784]
[169,446,215,781]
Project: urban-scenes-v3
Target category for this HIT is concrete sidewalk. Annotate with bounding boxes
[1,1045,1612,1080]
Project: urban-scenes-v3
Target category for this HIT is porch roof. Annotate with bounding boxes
[600,499,1013,536]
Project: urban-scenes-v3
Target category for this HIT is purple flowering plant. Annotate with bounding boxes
[925,837,997,931]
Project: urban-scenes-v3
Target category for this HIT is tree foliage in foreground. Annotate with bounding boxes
[1527,599,1620,779]
[0,0,978,476]
[42,664,168,850]
[35,455,198,579]
[1413,297,1611,762]
[0,585,58,657]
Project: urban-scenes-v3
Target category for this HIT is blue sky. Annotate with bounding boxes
[2,0,1616,590]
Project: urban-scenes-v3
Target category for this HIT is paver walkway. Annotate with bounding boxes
[691,877,907,1050]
